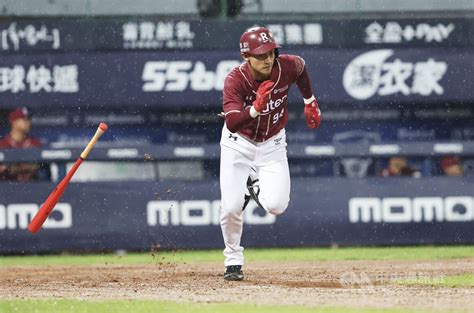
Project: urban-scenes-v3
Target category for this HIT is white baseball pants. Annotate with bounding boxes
[220,125,290,267]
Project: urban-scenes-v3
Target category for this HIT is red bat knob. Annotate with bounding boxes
[99,122,108,132]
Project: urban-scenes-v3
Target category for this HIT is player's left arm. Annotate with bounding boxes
[294,56,321,129]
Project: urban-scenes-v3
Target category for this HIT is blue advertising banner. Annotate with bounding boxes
[341,19,472,48]
[0,178,473,254]
[0,48,473,108]
[0,18,472,53]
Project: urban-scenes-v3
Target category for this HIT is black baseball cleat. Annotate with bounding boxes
[242,172,258,211]
[246,176,264,210]
[242,193,251,211]
[242,167,264,211]
[224,265,244,281]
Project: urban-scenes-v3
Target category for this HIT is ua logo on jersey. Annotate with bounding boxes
[228,133,238,141]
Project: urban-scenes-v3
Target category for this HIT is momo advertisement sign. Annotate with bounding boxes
[1,178,472,254]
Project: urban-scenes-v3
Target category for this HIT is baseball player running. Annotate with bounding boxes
[220,26,321,280]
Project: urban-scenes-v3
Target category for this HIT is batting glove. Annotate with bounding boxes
[252,80,274,113]
[304,96,321,129]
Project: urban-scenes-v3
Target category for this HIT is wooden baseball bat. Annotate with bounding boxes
[28,123,108,234]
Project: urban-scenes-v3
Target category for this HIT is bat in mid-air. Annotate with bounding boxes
[28,123,108,234]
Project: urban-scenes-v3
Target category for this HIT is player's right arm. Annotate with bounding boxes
[222,73,254,133]
[223,72,274,133]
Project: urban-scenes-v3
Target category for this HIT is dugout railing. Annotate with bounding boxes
[0,140,473,181]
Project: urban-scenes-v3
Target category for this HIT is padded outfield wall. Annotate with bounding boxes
[1,178,473,253]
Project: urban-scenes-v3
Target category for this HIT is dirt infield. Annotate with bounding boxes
[1,258,473,310]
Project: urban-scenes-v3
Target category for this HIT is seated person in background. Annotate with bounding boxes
[381,156,421,178]
[0,107,42,182]
[440,156,463,176]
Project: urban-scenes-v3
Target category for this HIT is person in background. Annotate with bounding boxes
[381,156,421,178]
[440,156,463,176]
[0,107,42,181]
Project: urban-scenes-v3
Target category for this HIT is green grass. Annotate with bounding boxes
[397,273,474,288]
[0,300,465,313]
[1,246,473,266]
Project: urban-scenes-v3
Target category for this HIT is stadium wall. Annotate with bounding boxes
[1,178,473,253]
[0,14,473,253]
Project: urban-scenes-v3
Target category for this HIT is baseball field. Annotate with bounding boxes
[1,246,473,313]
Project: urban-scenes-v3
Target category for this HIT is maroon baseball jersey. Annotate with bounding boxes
[0,134,41,148]
[223,54,313,142]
